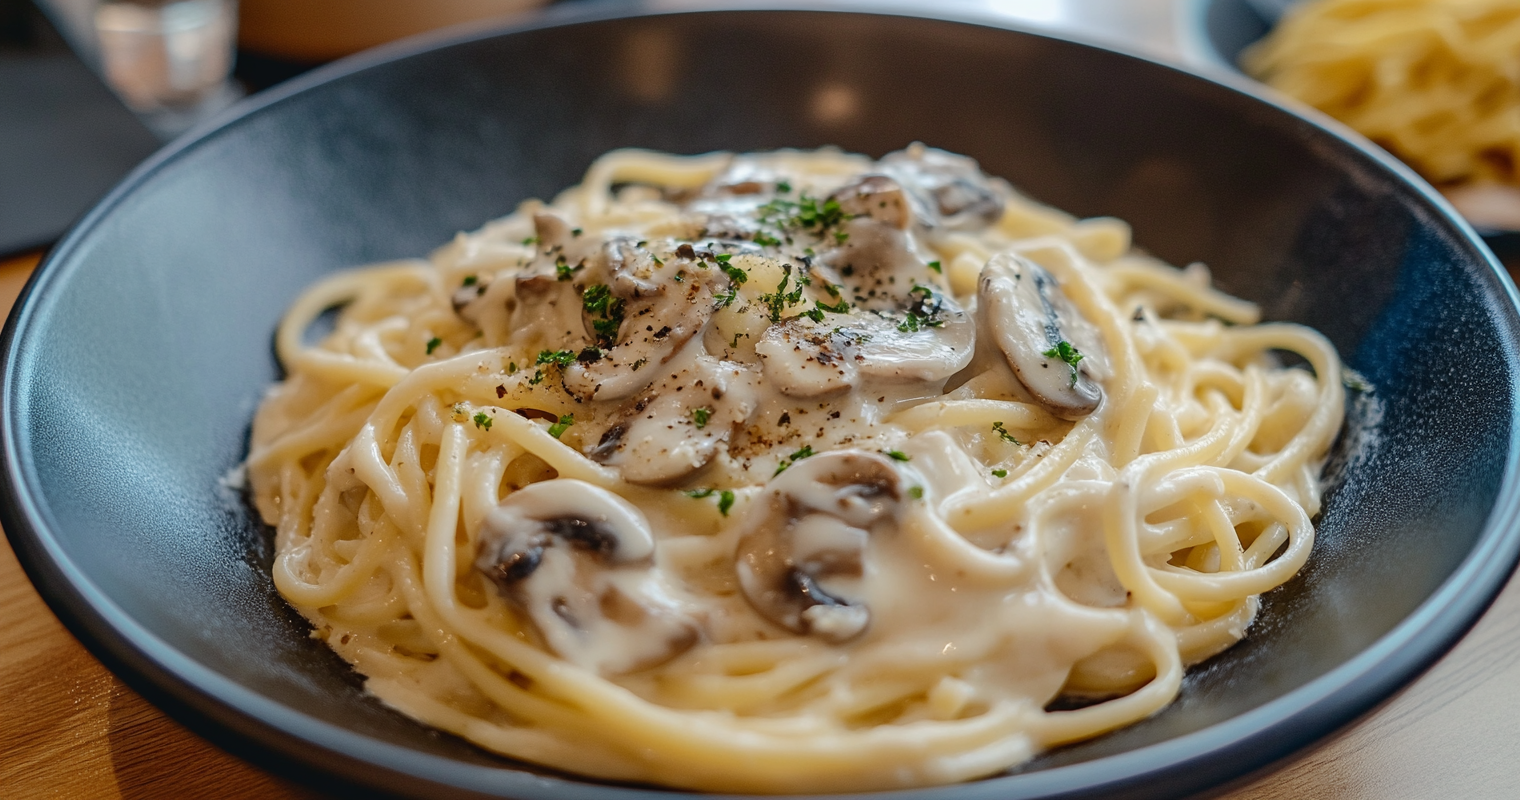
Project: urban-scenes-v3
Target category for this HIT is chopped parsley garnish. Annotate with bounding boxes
[753,232,782,248]
[908,486,924,500]
[730,331,744,348]
[759,264,807,323]
[774,444,816,475]
[991,421,1021,445]
[555,258,581,281]
[581,284,626,347]
[521,235,538,246]
[927,260,942,274]
[898,285,947,333]
[528,369,544,386]
[992,468,1009,478]
[672,269,683,282]
[507,362,518,375]
[546,414,574,439]
[718,490,735,516]
[719,261,748,288]
[461,275,478,287]
[426,336,443,355]
[1042,340,1085,386]
[833,230,850,244]
[571,227,583,237]
[714,253,732,263]
[816,299,850,314]
[885,450,910,462]
[685,488,715,499]
[759,194,848,233]
[472,412,493,431]
[632,358,648,371]
[536,349,576,368]
[776,180,792,194]
[691,407,712,429]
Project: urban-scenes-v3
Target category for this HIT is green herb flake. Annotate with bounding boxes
[632,358,648,371]
[773,444,818,476]
[991,421,1021,445]
[581,284,626,347]
[816,299,850,314]
[555,259,582,281]
[461,275,478,287]
[720,262,748,288]
[547,414,574,439]
[507,362,518,375]
[927,260,942,274]
[571,227,583,237]
[718,490,736,516]
[685,488,715,499]
[472,411,493,431]
[528,369,544,386]
[691,407,712,429]
[521,235,538,246]
[991,468,1009,478]
[715,253,732,263]
[753,232,782,248]
[1042,340,1085,386]
[426,337,443,355]
[886,450,910,462]
[776,180,792,194]
[536,349,577,368]
[908,486,924,500]
[833,230,850,244]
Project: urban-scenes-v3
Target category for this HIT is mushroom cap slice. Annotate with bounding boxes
[563,239,721,402]
[978,252,1106,420]
[591,355,761,486]
[829,175,912,230]
[755,287,974,398]
[734,450,903,643]
[880,145,1005,231]
[474,479,698,674]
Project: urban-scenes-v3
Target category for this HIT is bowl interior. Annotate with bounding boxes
[5,6,1517,799]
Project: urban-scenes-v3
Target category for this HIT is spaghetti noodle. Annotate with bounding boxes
[247,146,1344,792]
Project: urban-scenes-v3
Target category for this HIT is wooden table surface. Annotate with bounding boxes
[2,247,1519,800]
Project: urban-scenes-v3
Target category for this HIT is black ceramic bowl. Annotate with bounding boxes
[5,2,1520,799]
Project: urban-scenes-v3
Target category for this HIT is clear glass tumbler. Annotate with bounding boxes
[94,0,237,115]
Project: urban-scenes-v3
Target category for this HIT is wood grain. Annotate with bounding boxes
[1,247,1518,799]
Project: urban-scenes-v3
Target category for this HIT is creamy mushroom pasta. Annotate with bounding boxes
[248,146,1345,792]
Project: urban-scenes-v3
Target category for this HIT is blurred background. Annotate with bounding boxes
[1,0,1196,261]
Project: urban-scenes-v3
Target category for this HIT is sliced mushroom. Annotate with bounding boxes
[755,285,974,398]
[880,145,1005,231]
[562,239,725,402]
[829,175,912,229]
[734,450,903,643]
[474,479,699,674]
[978,252,1106,419]
[820,217,934,313]
[590,354,760,486]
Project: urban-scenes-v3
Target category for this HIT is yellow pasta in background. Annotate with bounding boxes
[1245,0,1520,186]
